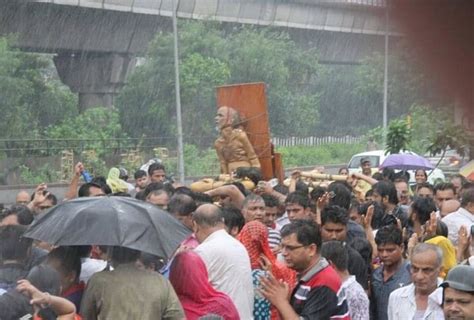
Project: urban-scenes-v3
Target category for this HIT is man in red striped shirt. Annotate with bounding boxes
[260,220,351,320]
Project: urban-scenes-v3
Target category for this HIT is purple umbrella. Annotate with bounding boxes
[380,153,435,171]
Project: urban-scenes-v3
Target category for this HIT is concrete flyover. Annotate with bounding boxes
[1,0,398,110]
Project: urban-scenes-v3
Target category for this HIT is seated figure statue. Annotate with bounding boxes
[214,106,261,174]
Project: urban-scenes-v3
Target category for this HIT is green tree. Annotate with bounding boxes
[116,21,323,146]
[427,121,468,167]
[385,119,412,154]
[45,107,128,157]
[0,36,77,141]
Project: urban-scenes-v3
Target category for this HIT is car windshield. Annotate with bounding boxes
[348,156,380,169]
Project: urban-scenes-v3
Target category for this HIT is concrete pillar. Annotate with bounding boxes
[54,52,136,112]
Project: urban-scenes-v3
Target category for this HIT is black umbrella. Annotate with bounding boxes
[24,196,191,259]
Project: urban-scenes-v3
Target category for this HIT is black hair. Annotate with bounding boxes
[358,201,392,229]
[230,182,248,197]
[460,188,474,207]
[118,167,129,181]
[321,240,348,271]
[321,205,349,226]
[221,206,245,234]
[139,252,164,271]
[434,182,456,195]
[90,176,112,194]
[135,190,146,201]
[349,199,360,212]
[327,182,352,210]
[417,182,434,192]
[415,169,428,180]
[110,246,141,265]
[144,181,174,199]
[373,181,399,205]
[30,191,57,206]
[0,225,32,261]
[285,192,309,208]
[27,265,60,296]
[261,194,280,208]
[168,194,197,217]
[112,192,132,197]
[436,220,449,238]
[382,168,395,182]
[375,225,403,246]
[295,181,309,196]
[338,167,348,174]
[134,169,147,180]
[310,186,327,202]
[192,192,214,205]
[234,167,263,186]
[411,197,437,225]
[372,172,384,181]
[462,181,474,191]
[393,171,409,183]
[73,245,92,258]
[0,205,33,225]
[281,220,322,250]
[273,184,289,195]
[78,182,109,197]
[47,247,82,282]
[349,237,373,268]
[174,186,194,198]
[365,189,374,198]
[148,163,166,176]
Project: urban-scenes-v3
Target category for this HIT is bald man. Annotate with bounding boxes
[15,190,30,205]
[193,204,254,319]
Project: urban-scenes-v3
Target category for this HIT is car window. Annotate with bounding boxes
[348,156,380,169]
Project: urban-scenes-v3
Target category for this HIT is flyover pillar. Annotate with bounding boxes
[53,52,136,112]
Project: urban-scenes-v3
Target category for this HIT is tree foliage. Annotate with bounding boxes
[116,21,322,146]
[45,107,129,157]
[0,37,77,140]
[385,119,412,155]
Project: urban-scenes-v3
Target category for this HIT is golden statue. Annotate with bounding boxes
[214,106,261,174]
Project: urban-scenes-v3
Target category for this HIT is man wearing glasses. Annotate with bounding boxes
[259,220,350,319]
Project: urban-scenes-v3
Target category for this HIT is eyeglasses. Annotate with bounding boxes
[280,244,307,252]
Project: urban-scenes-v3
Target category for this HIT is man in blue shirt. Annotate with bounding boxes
[370,225,411,320]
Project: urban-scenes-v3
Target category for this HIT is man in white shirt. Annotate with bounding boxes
[387,243,444,320]
[442,188,474,254]
[193,204,254,319]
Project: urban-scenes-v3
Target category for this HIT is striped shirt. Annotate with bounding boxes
[267,227,281,250]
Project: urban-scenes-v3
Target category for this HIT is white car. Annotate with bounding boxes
[347,150,445,185]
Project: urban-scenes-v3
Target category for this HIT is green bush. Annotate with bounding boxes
[20,164,61,185]
[276,143,365,168]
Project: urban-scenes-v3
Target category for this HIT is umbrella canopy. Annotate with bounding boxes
[460,160,474,181]
[24,196,191,259]
[380,153,435,171]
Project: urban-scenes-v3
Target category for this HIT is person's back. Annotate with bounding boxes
[80,247,183,320]
[169,251,239,320]
[193,204,253,319]
[195,229,253,319]
[0,225,32,294]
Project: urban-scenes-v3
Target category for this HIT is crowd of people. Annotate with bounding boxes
[0,158,473,320]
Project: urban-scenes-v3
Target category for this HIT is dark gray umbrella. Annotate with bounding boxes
[24,196,191,259]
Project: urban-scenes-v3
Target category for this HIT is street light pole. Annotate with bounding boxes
[383,2,389,132]
[172,0,185,183]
